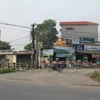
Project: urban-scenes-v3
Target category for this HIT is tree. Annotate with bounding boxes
[32,19,58,48]
[0,41,11,50]
[24,43,32,50]
[24,19,58,50]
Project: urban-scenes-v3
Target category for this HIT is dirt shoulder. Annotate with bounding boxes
[0,68,100,86]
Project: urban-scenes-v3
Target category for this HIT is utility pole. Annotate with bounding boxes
[38,42,43,68]
[36,31,39,68]
[31,24,35,69]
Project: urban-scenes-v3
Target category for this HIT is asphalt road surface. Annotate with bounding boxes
[0,80,100,100]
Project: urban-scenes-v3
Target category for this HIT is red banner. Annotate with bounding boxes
[92,54,100,58]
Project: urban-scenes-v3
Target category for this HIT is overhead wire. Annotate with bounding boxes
[0,22,31,29]
[11,43,30,46]
[0,26,30,32]
[8,35,30,43]
[0,21,32,49]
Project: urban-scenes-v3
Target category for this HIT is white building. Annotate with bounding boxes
[60,21,99,41]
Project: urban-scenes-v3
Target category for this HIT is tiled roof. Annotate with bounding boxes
[60,21,99,26]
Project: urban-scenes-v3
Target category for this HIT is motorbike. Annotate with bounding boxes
[48,64,64,73]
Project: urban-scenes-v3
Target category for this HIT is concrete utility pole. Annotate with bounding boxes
[36,31,39,68]
[38,42,43,67]
[31,24,35,68]
[0,30,1,41]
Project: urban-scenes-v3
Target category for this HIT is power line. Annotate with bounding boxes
[0,22,32,44]
[9,35,30,43]
[11,43,30,46]
[0,22,31,29]
[0,26,30,32]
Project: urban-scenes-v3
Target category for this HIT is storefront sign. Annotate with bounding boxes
[84,45,100,51]
[72,37,80,44]
[42,49,53,56]
[54,46,75,53]
[80,38,95,44]
[92,54,100,58]
[75,45,84,51]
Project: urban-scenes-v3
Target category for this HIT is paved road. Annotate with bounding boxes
[0,80,100,100]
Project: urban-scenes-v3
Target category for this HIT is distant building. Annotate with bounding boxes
[0,50,31,64]
[60,21,99,41]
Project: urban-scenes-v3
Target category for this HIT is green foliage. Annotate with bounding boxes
[24,43,32,50]
[0,68,15,74]
[90,71,100,82]
[96,76,100,82]
[31,19,58,48]
[0,41,11,50]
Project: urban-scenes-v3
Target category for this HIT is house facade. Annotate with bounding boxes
[0,50,31,66]
[60,21,99,41]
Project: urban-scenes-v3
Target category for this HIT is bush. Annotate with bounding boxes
[96,76,100,82]
[90,71,100,82]
[0,68,15,74]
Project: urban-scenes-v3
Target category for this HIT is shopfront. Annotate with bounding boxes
[54,46,75,62]
[76,50,100,63]
[75,45,100,63]
[92,54,100,64]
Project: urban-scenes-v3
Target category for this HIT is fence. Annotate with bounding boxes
[0,60,100,70]
[0,62,32,70]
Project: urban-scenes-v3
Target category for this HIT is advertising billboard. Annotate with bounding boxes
[42,49,53,56]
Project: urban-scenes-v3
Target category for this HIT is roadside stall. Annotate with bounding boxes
[54,46,76,68]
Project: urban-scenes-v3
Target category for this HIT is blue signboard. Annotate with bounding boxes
[75,45,84,51]
[80,38,95,44]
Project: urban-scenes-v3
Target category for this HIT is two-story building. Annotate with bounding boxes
[60,21,99,41]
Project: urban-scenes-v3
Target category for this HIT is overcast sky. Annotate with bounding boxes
[0,0,100,50]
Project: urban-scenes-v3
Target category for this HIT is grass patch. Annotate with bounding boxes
[0,68,15,74]
[90,71,100,82]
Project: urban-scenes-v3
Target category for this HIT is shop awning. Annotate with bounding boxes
[54,48,69,53]
[76,50,100,54]
[54,46,75,53]
[56,53,70,57]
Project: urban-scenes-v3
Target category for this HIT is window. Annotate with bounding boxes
[66,26,74,30]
